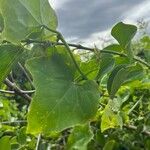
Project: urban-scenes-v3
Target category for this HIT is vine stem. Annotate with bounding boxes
[128,95,143,115]
[42,25,87,80]
[22,39,150,69]
[1,120,27,125]
[36,134,41,150]
[123,124,150,136]
[1,120,150,136]
[0,89,35,94]
[18,62,35,89]
[4,78,31,102]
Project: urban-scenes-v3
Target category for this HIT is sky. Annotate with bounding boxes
[50,0,150,46]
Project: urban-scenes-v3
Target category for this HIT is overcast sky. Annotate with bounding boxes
[50,0,150,46]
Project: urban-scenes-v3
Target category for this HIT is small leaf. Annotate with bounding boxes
[96,54,115,81]
[107,65,129,99]
[111,22,137,49]
[103,44,123,52]
[0,0,58,43]
[101,100,123,132]
[66,124,93,150]
[111,22,137,60]
[0,44,23,85]
[103,140,117,150]
[26,51,100,135]
[0,136,11,150]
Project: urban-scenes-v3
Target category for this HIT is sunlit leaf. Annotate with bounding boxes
[101,100,123,132]
[0,136,11,150]
[111,22,137,60]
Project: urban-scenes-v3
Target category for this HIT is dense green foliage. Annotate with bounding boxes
[0,0,150,149]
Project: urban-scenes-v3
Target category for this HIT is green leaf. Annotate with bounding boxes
[26,51,100,135]
[0,0,58,43]
[103,140,117,150]
[66,124,93,150]
[101,100,123,132]
[0,136,11,150]
[96,54,115,81]
[107,65,129,99]
[0,44,23,85]
[103,44,123,52]
[77,58,99,80]
[111,22,137,49]
[125,63,144,82]
[111,22,137,60]
[17,127,27,145]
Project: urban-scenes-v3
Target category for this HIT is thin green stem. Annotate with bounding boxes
[128,95,143,115]
[36,134,41,150]
[0,89,15,94]
[42,25,87,80]
[1,120,27,125]
[22,39,150,69]
[18,62,34,89]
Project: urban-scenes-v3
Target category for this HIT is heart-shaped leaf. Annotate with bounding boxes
[111,22,137,60]
[111,22,137,49]
[0,136,11,150]
[26,51,100,135]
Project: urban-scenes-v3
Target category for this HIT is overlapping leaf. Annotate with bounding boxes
[101,100,123,132]
[111,22,137,60]
[0,136,11,150]
[111,22,137,49]
[0,0,58,43]
[96,54,115,82]
[107,65,129,99]
[0,44,23,85]
[26,51,100,135]
[66,124,93,150]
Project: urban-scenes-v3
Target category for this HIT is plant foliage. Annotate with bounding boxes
[0,0,149,149]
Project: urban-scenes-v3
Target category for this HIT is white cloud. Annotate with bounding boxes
[49,0,150,48]
[122,0,150,23]
[50,0,70,9]
[68,29,112,48]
